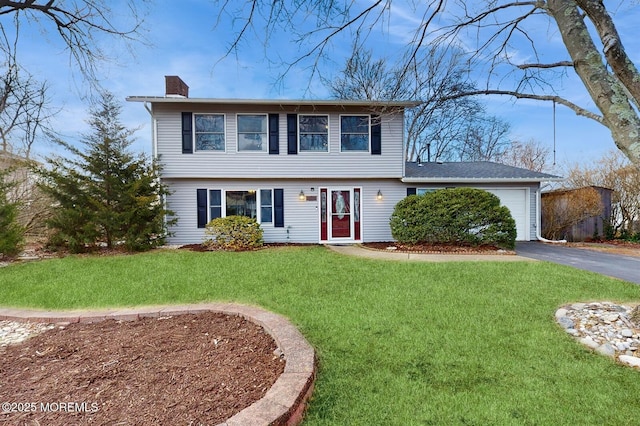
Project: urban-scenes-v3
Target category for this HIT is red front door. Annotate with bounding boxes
[320,188,361,242]
[331,190,351,238]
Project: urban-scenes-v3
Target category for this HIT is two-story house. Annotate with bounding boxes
[127,76,559,245]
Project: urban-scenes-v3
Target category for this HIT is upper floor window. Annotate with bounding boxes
[299,115,328,152]
[237,114,268,152]
[340,115,370,152]
[195,114,225,151]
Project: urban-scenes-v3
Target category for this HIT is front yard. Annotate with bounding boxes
[2,246,640,424]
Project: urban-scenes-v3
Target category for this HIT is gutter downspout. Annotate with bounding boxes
[143,101,168,232]
[536,187,567,243]
[143,102,157,159]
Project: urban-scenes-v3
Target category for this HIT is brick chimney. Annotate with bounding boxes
[165,75,189,98]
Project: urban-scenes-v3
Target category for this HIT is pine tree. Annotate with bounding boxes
[37,92,174,253]
[0,167,25,258]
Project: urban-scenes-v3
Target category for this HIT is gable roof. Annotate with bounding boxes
[403,161,562,183]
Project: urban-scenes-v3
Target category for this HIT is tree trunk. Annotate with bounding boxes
[547,0,640,166]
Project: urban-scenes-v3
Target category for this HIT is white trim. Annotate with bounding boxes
[127,96,421,108]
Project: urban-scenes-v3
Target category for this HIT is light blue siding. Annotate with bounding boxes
[163,178,409,244]
[152,103,405,179]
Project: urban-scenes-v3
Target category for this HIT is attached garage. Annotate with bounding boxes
[485,189,529,241]
[403,161,562,241]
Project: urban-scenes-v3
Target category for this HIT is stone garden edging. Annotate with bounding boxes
[555,301,640,369]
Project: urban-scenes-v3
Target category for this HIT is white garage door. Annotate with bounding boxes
[485,189,529,241]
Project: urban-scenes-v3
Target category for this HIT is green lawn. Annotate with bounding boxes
[2,246,640,424]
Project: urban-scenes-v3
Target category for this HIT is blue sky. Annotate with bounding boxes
[15,0,640,171]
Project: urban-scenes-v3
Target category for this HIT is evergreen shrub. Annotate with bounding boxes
[36,92,174,253]
[390,187,516,249]
[0,170,25,258]
[203,216,264,251]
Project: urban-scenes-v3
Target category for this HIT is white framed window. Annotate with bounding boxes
[209,189,222,219]
[260,189,273,223]
[237,114,268,152]
[299,115,329,152]
[195,114,225,151]
[340,115,370,152]
[226,190,257,218]
[208,189,274,224]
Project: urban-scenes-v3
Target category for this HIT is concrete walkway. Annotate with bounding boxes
[326,244,533,262]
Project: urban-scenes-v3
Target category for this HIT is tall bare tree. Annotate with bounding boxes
[213,0,640,167]
[327,49,400,101]
[327,46,508,162]
[455,116,511,162]
[0,0,148,85]
[541,186,604,240]
[564,150,640,234]
[497,139,552,172]
[0,15,55,158]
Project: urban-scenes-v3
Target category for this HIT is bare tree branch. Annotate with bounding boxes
[517,61,574,69]
[0,13,56,158]
[441,89,603,123]
[0,0,148,86]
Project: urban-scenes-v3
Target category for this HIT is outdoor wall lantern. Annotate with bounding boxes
[299,190,306,201]
[377,189,383,200]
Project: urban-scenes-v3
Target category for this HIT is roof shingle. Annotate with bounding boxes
[404,161,562,182]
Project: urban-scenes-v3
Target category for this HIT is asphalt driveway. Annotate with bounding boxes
[516,242,640,284]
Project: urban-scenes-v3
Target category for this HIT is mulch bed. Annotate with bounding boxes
[179,242,510,254]
[0,312,285,425]
[361,241,512,254]
[178,242,317,252]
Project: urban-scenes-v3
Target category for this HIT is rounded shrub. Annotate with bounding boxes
[390,188,516,249]
[203,215,264,251]
[0,203,24,258]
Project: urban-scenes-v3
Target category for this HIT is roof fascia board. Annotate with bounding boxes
[125,96,421,108]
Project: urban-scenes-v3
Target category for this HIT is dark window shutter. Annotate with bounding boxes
[371,114,381,155]
[182,112,193,154]
[274,188,284,227]
[287,114,297,155]
[407,187,417,196]
[197,189,207,228]
[269,114,279,154]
